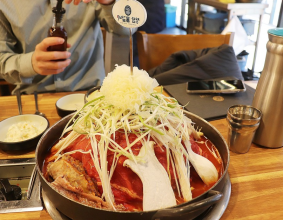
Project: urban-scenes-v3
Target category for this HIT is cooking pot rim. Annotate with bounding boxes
[36,111,230,214]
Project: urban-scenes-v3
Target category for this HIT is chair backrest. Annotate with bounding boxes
[100,27,106,57]
[137,31,231,72]
[100,27,112,75]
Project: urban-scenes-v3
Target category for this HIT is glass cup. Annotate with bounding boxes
[226,105,262,154]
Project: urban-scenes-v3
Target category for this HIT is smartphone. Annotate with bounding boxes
[186,79,246,94]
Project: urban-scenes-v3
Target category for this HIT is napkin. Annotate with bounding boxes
[221,16,251,56]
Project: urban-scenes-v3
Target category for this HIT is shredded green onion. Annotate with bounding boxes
[54,88,212,208]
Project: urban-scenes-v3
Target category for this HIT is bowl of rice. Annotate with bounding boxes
[0,114,49,152]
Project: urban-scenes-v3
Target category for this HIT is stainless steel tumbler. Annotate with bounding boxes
[227,105,262,154]
[252,28,283,148]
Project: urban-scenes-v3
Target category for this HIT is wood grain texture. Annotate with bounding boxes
[137,31,231,71]
[1,91,283,219]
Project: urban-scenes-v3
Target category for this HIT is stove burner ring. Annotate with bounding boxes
[0,179,22,201]
[0,190,5,201]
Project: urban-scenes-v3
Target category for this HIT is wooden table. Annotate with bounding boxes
[1,91,283,219]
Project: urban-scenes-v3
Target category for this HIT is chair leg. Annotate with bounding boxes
[0,84,16,96]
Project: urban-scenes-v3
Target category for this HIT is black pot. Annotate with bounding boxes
[36,112,229,220]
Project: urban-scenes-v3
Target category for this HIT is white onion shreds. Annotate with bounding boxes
[202,140,222,164]
[173,151,192,201]
[169,153,181,197]
[122,130,151,153]
[92,133,141,161]
[124,129,138,164]
[100,65,158,112]
[109,153,119,180]
[54,131,81,156]
[90,135,115,209]
[101,140,115,208]
[89,136,101,176]
[54,73,219,209]
[121,110,133,132]
[55,149,92,162]
[166,145,171,180]
[124,141,176,211]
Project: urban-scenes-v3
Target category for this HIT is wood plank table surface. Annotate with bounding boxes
[0,91,283,219]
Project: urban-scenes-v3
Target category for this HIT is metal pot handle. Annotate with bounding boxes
[152,190,222,220]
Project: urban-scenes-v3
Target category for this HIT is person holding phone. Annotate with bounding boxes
[0,0,129,94]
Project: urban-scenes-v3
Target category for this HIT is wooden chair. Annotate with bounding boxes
[0,79,15,96]
[137,31,232,72]
[100,27,106,52]
[100,27,113,75]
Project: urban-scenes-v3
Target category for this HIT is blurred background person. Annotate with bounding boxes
[133,0,166,68]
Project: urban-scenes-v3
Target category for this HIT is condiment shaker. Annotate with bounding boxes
[48,0,67,53]
[252,28,283,148]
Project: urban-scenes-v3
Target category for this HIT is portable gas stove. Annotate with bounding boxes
[0,158,43,213]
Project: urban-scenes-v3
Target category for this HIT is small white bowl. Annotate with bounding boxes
[0,114,49,151]
[55,93,85,118]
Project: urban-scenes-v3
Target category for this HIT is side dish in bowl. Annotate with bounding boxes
[36,65,229,220]
[56,93,85,118]
[0,114,49,151]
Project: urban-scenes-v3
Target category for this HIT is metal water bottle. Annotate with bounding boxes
[252,28,283,148]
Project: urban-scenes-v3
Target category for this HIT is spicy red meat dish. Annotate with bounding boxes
[43,129,223,211]
[42,65,224,212]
